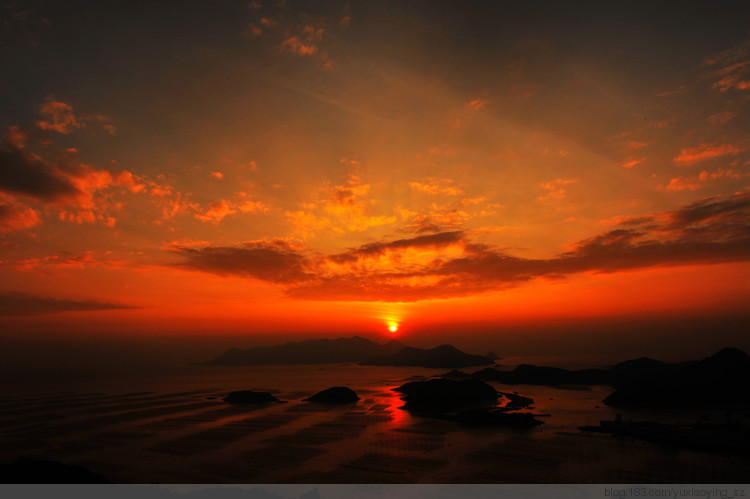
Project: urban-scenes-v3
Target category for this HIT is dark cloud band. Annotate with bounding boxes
[0,292,136,316]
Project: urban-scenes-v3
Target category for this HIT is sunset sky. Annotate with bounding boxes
[1,1,749,351]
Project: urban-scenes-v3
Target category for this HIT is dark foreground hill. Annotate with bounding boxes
[603,347,750,409]
[0,458,110,483]
[202,336,494,368]
[454,347,750,409]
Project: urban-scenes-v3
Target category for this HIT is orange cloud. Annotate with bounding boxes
[35,100,83,134]
[260,17,278,28]
[0,126,209,229]
[301,25,324,40]
[281,36,317,56]
[704,40,750,92]
[673,143,742,166]
[460,196,486,206]
[622,157,645,168]
[236,192,267,214]
[195,199,236,223]
[4,126,28,149]
[115,171,146,193]
[33,99,117,136]
[663,168,744,192]
[708,111,738,125]
[245,24,263,37]
[173,193,750,302]
[468,99,489,110]
[275,21,334,68]
[285,209,332,239]
[286,167,395,237]
[156,192,200,221]
[0,135,124,226]
[210,171,224,180]
[538,178,577,201]
[409,178,465,196]
[0,196,40,233]
[194,194,267,223]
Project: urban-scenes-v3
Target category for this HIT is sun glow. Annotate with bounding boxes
[388,322,399,333]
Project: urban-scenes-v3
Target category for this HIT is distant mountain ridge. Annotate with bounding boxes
[201,336,494,368]
[361,344,494,368]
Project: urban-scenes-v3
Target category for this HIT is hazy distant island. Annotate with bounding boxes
[201,336,495,368]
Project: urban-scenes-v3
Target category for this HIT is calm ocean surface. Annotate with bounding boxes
[2,362,748,483]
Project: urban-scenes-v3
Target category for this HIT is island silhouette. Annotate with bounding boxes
[202,336,495,368]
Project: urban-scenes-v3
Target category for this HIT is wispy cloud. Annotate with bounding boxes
[663,168,745,191]
[34,99,115,135]
[409,178,465,197]
[622,157,645,168]
[703,39,750,92]
[281,35,318,56]
[708,111,738,125]
[244,3,340,69]
[194,193,267,224]
[467,99,489,110]
[538,178,577,201]
[286,162,396,238]
[673,143,742,166]
[35,100,83,134]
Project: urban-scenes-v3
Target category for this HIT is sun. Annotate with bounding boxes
[387,322,399,334]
